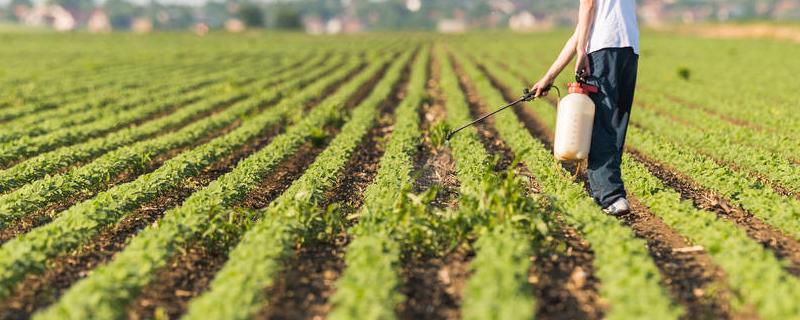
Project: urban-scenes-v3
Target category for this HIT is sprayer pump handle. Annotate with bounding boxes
[522,88,535,101]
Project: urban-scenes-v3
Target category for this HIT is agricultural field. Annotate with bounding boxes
[0,31,798,320]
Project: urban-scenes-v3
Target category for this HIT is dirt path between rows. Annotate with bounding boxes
[412,52,459,209]
[397,50,468,320]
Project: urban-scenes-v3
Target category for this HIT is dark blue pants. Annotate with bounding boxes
[586,47,639,208]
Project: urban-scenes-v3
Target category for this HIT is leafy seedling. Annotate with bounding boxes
[677,67,691,81]
[428,120,450,148]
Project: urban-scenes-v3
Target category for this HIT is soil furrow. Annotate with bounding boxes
[453,56,606,320]
[0,117,243,245]
[628,148,800,277]
[398,244,472,320]
[470,58,737,319]
[0,119,285,319]
[624,198,734,319]
[257,51,414,320]
[412,52,459,209]
[531,221,605,320]
[398,52,467,320]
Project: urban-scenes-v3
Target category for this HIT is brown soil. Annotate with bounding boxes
[531,221,605,320]
[629,149,800,277]
[624,198,734,319]
[398,244,472,320]
[259,50,415,320]
[256,235,348,320]
[0,116,243,245]
[413,52,459,209]
[125,244,226,320]
[0,115,284,319]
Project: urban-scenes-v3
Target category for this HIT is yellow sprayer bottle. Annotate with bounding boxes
[554,82,599,161]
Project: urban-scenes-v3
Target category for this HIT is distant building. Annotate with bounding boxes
[638,0,666,27]
[303,15,325,35]
[341,17,362,34]
[21,4,76,31]
[325,18,342,34]
[132,17,153,33]
[193,23,209,36]
[508,11,552,32]
[437,18,466,33]
[225,18,245,32]
[88,9,111,33]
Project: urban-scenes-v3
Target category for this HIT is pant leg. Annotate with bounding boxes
[586,47,638,208]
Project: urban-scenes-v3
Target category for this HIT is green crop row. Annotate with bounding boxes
[634,93,800,165]
[182,49,415,320]
[0,87,215,166]
[0,55,273,144]
[0,54,352,227]
[327,46,429,320]
[0,52,331,195]
[31,52,396,320]
[621,154,800,318]
[0,50,269,114]
[451,48,681,319]
[0,62,185,122]
[0,57,231,124]
[0,52,380,305]
[631,105,800,195]
[627,126,800,241]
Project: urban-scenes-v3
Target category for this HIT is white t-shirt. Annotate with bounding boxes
[587,0,640,55]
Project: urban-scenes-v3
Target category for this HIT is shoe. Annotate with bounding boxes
[603,197,630,216]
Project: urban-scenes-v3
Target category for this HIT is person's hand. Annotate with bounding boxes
[575,51,591,78]
[531,75,554,97]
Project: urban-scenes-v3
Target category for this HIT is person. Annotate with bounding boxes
[531,0,639,215]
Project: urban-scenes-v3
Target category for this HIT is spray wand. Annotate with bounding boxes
[445,86,560,141]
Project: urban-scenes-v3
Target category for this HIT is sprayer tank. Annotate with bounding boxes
[554,84,596,161]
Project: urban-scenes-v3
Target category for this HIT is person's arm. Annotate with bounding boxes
[531,32,577,97]
[531,0,595,97]
[574,0,595,77]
